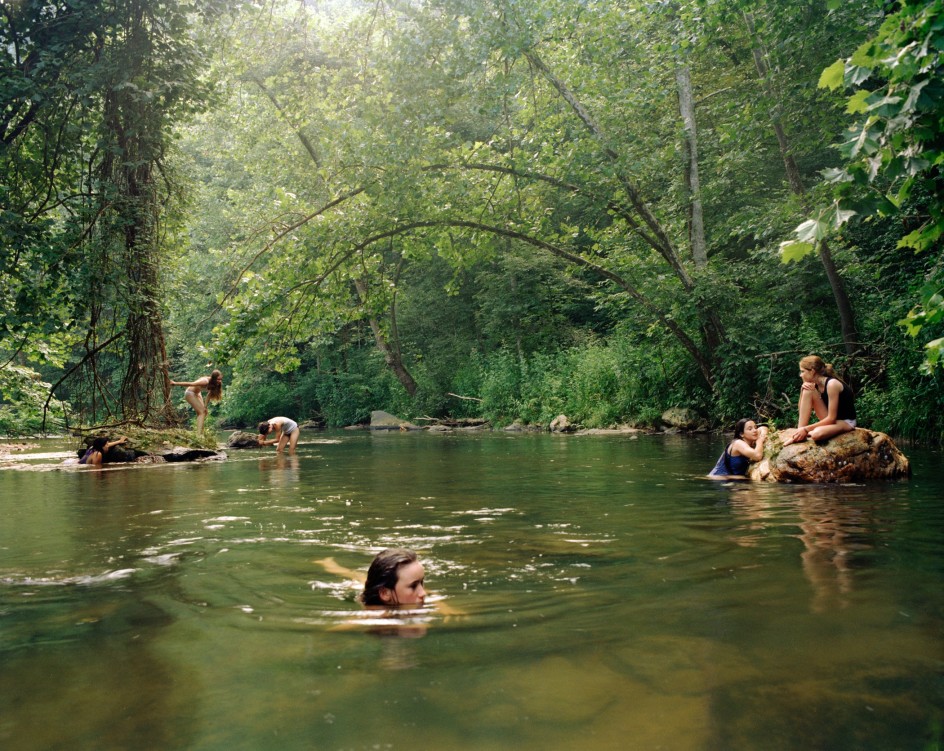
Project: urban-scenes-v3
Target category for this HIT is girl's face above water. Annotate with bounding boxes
[383,561,426,605]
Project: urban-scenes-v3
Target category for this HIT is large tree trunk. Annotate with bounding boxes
[111,5,173,423]
[676,63,707,268]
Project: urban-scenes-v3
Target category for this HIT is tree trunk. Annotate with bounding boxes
[353,278,418,396]
[522,48,722,382]
[676,63,707,268]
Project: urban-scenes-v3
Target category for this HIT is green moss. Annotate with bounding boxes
[77,425,219,452]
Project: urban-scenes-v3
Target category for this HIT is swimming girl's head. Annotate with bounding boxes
[257,421,271,436]
[91,436,109,452]
[207,370,223,402]
[361,548,426,606]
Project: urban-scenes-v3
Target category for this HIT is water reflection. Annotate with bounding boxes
[722,483,886,613]
[258,453,301,482]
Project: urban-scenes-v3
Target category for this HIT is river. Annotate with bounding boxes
[1,430,941,750]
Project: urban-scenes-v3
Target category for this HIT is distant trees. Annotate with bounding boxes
[3,0,940,438]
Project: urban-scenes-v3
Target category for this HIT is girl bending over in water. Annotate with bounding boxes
[708,419,768,478]
[170,370,223,434]
[257,416,300,456]
[782,355,856,446]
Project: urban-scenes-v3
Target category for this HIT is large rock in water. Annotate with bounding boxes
[369,410,421,430]
[228,430,262,449]
[750,428,910,483]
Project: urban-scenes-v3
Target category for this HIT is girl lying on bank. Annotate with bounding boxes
[708,419,768,478]
[78,435,128,467]
[782,355,856,446]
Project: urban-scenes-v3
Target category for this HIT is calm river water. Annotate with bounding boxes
[0,431,941,750]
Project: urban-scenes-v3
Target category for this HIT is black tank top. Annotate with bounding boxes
[822,377,856,421]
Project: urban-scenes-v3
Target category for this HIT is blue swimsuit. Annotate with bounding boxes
[709,445,750,476]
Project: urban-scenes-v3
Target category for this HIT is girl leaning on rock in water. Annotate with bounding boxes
[708,418,768,478]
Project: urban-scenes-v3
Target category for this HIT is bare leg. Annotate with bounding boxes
[184,391,207,433]
[276,431,289,454]
[809,421,854,442]
[784,387,825,446]
[797,388,817,428]
[287,429,300,455]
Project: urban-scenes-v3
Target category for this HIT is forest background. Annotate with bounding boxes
[1,0,942,441]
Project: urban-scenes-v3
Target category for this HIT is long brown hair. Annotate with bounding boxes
[206,369,223,402]
[799,355,839,380]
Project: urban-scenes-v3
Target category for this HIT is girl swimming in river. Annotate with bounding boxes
[708,419,768,478]
[315,548,463,627]
[170,370,223,434]
[361,548,427,606]
[317,548,427,606]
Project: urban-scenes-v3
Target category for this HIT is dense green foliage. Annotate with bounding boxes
[1,0,233,433]
[2,0,943,441]
[783,0,944,371]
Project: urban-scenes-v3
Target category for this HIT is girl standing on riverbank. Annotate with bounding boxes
[170,370,223,434]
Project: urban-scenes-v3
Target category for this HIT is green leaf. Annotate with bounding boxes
[780,240,816,264]
[924,338,944,371]
[819,60,846,90]
[832,206,857,228]
[795,218,827,243]
[897,223,943,252]
[845,89,871,114]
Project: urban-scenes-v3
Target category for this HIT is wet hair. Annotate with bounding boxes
[257,421,271,436]
[90,436,109,452]
[206,370,223,402]
[799,355,840,380]
[361,548,418,606]
[733,419,752,440]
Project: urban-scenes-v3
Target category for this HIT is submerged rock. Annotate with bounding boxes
[161,447,225,463]
[750,428,910,483]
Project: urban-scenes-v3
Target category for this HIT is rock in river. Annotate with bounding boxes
[750,428,910,483]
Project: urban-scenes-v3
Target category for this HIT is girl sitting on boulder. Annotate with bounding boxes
[782,355,856,446]
[708,419,768,478]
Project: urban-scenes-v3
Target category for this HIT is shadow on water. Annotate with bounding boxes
[0,432,941,750]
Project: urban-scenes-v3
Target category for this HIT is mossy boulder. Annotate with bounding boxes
[750,428,910,483]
